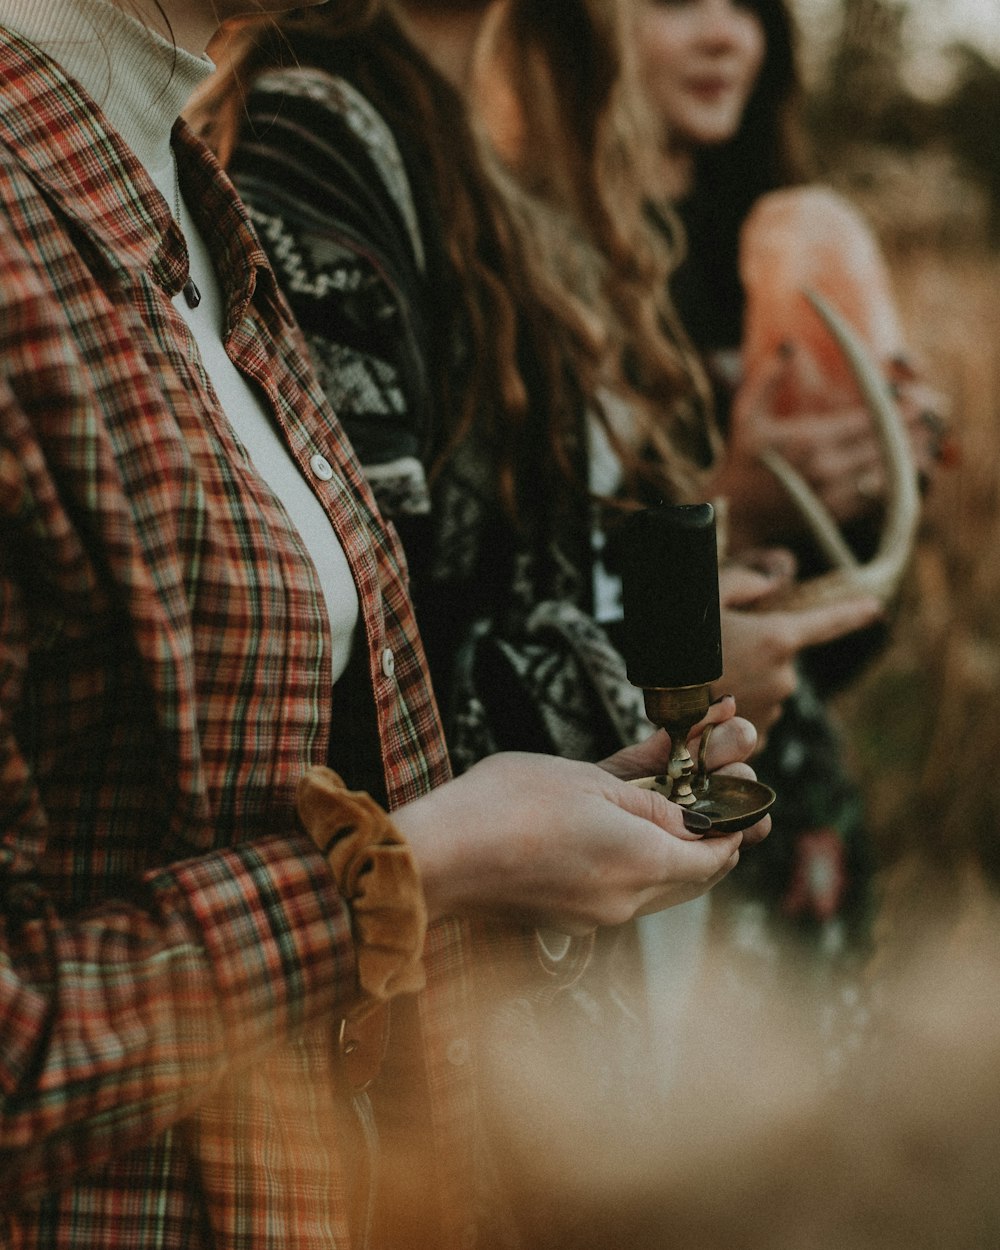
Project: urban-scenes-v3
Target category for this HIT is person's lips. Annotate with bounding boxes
[684,75,734,103]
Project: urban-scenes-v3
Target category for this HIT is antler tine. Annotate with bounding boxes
[762,287,921,611]
[758,444,860,573]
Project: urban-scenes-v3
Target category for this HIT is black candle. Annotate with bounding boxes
[620,503,723,689]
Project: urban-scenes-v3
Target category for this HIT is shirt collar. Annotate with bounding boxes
[174,119,294,337]
[0,26,290,327]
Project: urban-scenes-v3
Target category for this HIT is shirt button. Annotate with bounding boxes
[380,646,395,679]
[309,453,334,482]
[446,1038,470,1067]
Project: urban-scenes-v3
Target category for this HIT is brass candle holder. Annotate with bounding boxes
[620,503,775,835]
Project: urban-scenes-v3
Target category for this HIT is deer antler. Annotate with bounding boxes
[758,288,921,610]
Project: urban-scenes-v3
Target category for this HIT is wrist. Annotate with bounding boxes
[390,788,458,925]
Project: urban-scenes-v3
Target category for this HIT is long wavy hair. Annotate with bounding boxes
[470,0,718,499]
[193,0,716,516]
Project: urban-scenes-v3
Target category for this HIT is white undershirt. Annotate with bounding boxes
[0,0,360,682]
[152,154,360,682]
[588,387,635,625]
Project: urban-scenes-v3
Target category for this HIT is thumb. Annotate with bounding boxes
[720,561,786,608]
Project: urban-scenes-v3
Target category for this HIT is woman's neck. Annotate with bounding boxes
[394,3,496,93]
[657,142,696,202]
[0,0,213,169]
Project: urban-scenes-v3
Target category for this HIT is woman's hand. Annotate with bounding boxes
[712,347,950,551]
[713,555,882,740]
[394,732,761,935]
[885,356,955,489]
[712,358,882,547]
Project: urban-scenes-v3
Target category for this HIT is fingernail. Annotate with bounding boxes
[711,694,733,706]
[682,808,713,832]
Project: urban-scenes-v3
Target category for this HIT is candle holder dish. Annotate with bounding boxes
[628,688,775,835]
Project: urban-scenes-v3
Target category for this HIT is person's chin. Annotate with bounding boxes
[682,108,743,149]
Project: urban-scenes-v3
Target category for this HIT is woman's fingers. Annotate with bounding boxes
[780,593,883,651]
[719,559,791,608]
[736,546,799,582]
[634,839,743,917]
[689,712,757,773]
[598,694,745,782]
[715,591,881,738]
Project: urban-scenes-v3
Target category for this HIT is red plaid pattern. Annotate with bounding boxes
[0,27,492,1250]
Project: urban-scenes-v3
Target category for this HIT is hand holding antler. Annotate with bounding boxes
[711,342,941,554]
[714,292,925,612]
[711,552,882,742]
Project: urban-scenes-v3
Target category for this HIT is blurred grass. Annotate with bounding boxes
[827,177,1000,941]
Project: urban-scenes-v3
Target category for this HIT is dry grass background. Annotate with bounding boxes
[830,156,1000,966]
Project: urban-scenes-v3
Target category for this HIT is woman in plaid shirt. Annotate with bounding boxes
[0,0,768,1246]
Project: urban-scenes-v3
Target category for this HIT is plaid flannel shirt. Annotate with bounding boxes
[0,27,494,1250]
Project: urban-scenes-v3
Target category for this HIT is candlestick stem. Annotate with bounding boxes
[642,684,712,807]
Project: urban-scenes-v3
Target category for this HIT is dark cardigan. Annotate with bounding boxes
[228,36,651,773]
